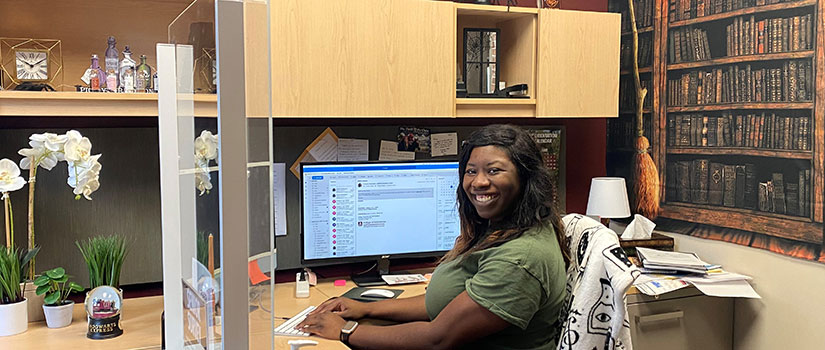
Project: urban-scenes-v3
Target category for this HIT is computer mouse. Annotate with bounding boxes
[360,288,395,299]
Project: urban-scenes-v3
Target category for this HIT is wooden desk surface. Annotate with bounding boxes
[0,278,431,350]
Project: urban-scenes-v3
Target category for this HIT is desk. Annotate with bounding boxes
[0,279,430,350]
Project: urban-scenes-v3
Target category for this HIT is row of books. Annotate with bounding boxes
[668,26,711,63]
[666,60,813,106]
[666,113,811,150]
[726,14,814,57]
[668,0,802,22]
[614,0,655,33]
[608,115,655,149]
[622,35,653,69]
[666,160,811,217]
[619,78,653,110]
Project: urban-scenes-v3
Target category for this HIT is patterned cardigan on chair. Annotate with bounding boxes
[556,214,641,350]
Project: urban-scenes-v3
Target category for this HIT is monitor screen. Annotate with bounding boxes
[301,161,460,264]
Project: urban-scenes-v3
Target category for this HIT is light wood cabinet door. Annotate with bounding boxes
[271,0,455,117]
[536,9,620,118]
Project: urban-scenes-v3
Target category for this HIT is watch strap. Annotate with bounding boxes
[340,320,358,345]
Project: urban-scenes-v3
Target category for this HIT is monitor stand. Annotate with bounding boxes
[351,255,390,287]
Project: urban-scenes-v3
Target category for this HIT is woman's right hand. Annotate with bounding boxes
[310,297,370,320]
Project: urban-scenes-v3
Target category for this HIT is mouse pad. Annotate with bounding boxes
[340,287,404,302]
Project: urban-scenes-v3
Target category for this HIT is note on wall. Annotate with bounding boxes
[272,163,287,236]
[338,138,369,161]
[430,132,458,157]
[378,140,415,161]
[290,127,339,178]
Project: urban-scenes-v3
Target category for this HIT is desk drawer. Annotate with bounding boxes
[628,295,733,350]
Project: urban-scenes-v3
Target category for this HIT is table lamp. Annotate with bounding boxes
[586,177,631,227]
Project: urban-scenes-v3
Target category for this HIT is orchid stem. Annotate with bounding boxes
[3,195,10,248]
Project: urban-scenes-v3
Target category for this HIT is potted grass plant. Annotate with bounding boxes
[0,246,27,336]
[76,235,128,289]
[34,267,83,328]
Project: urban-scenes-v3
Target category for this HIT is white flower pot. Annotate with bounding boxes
[43,301,74,328]
[22,281,45,322]
[0,298,28,336]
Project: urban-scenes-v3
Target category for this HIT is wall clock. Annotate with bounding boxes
[15,49,49,81]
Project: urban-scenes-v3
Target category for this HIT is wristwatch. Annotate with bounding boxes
[340,320,359,345]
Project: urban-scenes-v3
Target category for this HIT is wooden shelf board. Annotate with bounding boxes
[621,26,654,36]
[667,51,815,71]
[669,0,817,28]
[455,98,536,105]
[661,203,822,244]
[455,3,538,16]
[667,102,813,112]
[621,66,653,75]
[619,109,653,114]
[667,147,813,159]
[456,102,536,118]
[0,91,217,117]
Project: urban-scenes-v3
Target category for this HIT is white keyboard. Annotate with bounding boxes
[273,305,316,337]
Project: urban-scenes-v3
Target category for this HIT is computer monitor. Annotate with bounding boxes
[300,160,460,285]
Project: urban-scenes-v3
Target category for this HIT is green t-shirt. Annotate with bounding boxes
[425,223,566,350]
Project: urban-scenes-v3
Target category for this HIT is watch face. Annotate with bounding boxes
[15,50,49,81]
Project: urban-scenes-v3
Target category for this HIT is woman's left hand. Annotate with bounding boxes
[296,311,347,340]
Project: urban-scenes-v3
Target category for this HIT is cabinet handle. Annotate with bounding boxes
[635,310,684,326]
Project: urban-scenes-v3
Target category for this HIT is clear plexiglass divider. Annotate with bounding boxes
[160,0,273,349]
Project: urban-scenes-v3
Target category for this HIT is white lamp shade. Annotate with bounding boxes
[586,177,631,218]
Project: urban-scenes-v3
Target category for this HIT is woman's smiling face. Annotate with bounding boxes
[462,145,522,222]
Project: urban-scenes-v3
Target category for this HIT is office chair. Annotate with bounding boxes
[556,214,641,350]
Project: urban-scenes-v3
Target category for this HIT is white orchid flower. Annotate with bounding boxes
[18,145,59,171]
[68,154,102,197]
[64,136,93,163]
[29,133,68,152]
[194,130,219,161]
[195,171,212,196]
[0,159,26,194]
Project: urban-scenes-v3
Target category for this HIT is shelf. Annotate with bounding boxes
[0,91,217,117]
[620,108,653,114]
[621,66,653,75]
[455,98,535,105]
[455,3,538,15]
[455,98,536,117]
[669,0,817,28]
[667,101,813,112]
[660,203,821,244]
[621,26,654,36]
[667,147,812,159]
[667,51,815,71]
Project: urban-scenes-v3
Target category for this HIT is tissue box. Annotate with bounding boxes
[619,232,674,258]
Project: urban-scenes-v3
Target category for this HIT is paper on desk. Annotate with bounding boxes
[681,270,752,284]
[379,140,415,161]
[382,274,428,285]
[691,280,761,298]
[621,214,656,240]
[290,128,339,178]
[272,163,287,236]
[633,274,691,296]
[430,132,458,157]
[338,138,369,161]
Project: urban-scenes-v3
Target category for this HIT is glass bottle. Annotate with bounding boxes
[104,36,119,86]
[88,54,106,90]
[119,46,136,91]
[122,68,135,93]
[153,72,158,92]
[135,55,152,92]
[106,70,117,91]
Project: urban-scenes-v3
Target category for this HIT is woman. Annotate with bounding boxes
[298,124,570,350]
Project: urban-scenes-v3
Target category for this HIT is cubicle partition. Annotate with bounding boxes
[159,0,275,349]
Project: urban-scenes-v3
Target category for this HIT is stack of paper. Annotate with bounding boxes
[636,247,719,274]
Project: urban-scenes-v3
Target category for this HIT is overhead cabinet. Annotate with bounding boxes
[271,0,620,118]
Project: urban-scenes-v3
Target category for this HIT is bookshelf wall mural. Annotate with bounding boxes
[607,0,825,262]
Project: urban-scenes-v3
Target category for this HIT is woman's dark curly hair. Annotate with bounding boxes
[441,124,570,266]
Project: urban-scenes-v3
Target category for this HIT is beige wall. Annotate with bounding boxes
[668,233,825,350]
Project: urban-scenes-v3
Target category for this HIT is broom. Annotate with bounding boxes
[627,0,660,219]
